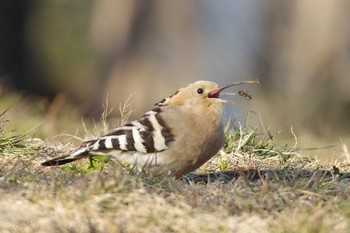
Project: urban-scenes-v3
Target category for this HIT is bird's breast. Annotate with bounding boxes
[160,107,225,176]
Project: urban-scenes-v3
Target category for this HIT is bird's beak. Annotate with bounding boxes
[207,87,225,99]
[208,80,259,99]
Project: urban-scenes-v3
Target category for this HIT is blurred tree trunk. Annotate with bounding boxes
[0,1,36,94]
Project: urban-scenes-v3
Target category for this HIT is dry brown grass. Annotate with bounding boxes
[1,133,350,232]
[1,102,350,233]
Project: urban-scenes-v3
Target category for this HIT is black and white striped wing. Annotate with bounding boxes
[87,108,175,154]
[41,108,175,166]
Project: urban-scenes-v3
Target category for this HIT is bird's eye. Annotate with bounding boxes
[197,88,204,94]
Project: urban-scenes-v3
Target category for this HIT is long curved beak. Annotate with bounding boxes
[208,80,259,98]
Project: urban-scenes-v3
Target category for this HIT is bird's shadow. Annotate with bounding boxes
[184,167,350,184]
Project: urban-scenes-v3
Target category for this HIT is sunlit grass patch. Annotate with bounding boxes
[0,99,350,232]
[198,121,304,178]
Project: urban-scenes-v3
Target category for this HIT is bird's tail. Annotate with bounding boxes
[41,147,89,166]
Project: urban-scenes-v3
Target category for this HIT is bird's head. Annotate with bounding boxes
[157,80,258,111]
[167,81,229,108]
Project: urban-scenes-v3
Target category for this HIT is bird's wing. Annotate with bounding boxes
[91,107,175,154]
[42,107,175,166]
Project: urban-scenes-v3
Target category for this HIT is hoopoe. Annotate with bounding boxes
[42,80,256,177]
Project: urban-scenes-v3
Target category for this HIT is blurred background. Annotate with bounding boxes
[1,0,349,158]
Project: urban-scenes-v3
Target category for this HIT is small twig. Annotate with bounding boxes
[101,92,114,134]
[119,95,134,126]
[0,108,10,118]
[290,126,298,150]
[258,112,273,140]
[341,141,350,162]
[54,133,85,142]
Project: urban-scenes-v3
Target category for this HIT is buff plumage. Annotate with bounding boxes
[42,80,249,177]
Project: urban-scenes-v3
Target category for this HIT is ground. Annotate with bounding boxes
[0,106,350,233]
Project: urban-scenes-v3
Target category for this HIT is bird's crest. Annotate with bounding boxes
[155,88,183,106]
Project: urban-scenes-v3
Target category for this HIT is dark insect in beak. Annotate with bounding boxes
[238,91,252,100]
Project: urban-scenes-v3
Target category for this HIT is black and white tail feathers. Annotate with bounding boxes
[41,147,90,166]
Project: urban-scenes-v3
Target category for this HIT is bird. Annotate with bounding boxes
[41,80,257,177]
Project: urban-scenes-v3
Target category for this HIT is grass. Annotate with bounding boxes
[0,105,350,233]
